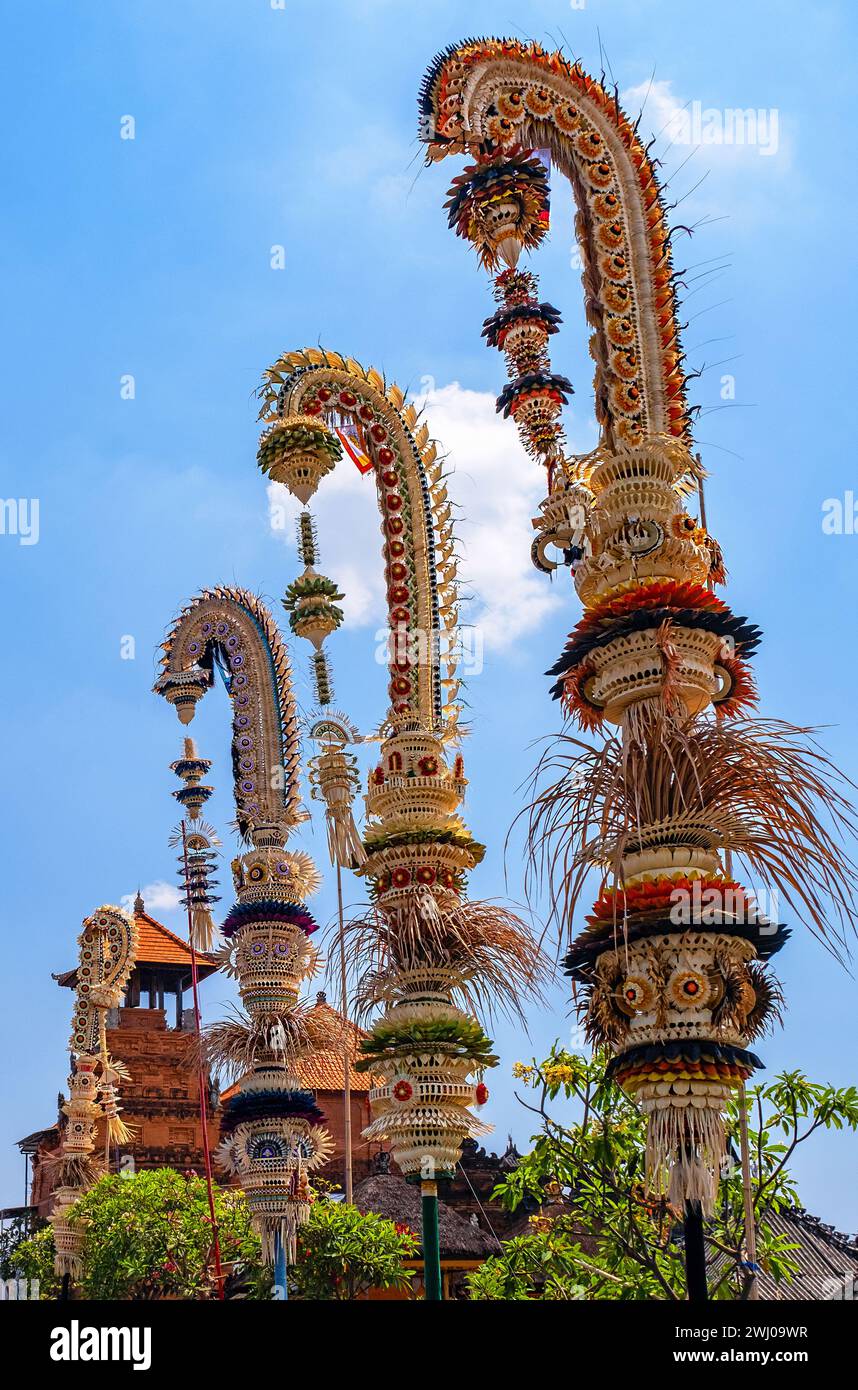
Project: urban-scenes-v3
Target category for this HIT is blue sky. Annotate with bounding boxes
[2,0,857,1231]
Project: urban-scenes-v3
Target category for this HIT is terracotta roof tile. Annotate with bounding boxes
[299,1001,374,1092]
[133,911,217,971]
[55,910,218,987]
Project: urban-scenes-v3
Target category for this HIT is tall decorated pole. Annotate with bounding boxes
[155,589,338,1288]
[164,739,225,1297]
[419,39,858,1298]
[282,502,366,1204]
[50,905,138,1294]
[306,711,365,1207]
[256,349,547,1298]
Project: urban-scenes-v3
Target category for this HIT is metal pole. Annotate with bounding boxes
[421,1179,443,1301]
[738,1081,759,1299]
[274,1229,289,1301]
[683,1201,708,1302]
[336,862,353,1205]
[181,819,225,1300]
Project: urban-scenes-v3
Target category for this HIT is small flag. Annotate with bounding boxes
[534,148,551,226]
[336,425,373,475]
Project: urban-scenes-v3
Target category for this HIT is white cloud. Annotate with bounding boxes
[622,79,789,198]
[269,382,581,654]
[623,78,788,166]
[617,78,792,244]
[415,383,568,652]
[122,881,182,915]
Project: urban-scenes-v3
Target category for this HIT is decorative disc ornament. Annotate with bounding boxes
[216,1086,334,1261]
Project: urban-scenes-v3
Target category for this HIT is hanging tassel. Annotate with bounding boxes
[255,1206,311,1267]
[643,1098,726,1218]
[53,1247,86,1280]
[325,804,367,869]
[99,1082,137,1144]
[191,907,216,952]
[107,1113,137,1144]
[311,746,366,869]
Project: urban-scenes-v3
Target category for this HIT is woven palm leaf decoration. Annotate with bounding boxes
[419,38,858,1215]
[257,348,547,1188]
[155,587,336,1261]
[50,904,138,1277]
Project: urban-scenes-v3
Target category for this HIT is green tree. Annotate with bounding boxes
[13,1169,267,1301]
[467,1048,858,1301]
[11,1170,417,1301]
[9,1224,58,1298]
[290,1198,417,1300]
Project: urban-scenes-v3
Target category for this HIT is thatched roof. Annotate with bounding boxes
[353,1174,500,1261]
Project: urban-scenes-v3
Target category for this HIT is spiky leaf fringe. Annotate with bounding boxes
[339,897,550,1024]
[199,1004,343,1081]
[523,717,858,957]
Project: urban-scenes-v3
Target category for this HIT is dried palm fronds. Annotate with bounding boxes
[200,1002,343,1081]
[524,717,858,956]
[42,1152,104,1191]
[583,958,627,1046]
[339,897,551,1025]
[743,961,786,1039]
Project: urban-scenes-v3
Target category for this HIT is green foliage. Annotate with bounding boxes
[0,1214,40,1282]
[12,1169,268,1301]
[10,1224,58,1299]
[283,573,345,608]
[258,419,342,473]
[290,1199,417,1301]
[467,1048,858,1301]
[356,1015,498,1071]
[362,826,486,864]
[467,1225,588,1301]
[8,1173,421,1302]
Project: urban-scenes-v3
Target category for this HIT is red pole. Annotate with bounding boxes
[181,819,225,1300]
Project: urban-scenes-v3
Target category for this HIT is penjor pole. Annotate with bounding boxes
[260,351,546,1302]
[683,1198,708,1302]
[336,862,354,1205]
[421,1175,442,1301]
[180,817,225,1300]
[414,37,858,1256]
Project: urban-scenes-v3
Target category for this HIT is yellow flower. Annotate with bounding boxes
[512,1061,534,1080]
[544,1064,575,1085]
